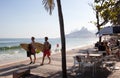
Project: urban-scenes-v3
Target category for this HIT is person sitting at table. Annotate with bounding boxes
[98,42,106,51]
[116,39,119,47]
[98,42,106,56]
[95,41,100,48]
[104,41,111,55]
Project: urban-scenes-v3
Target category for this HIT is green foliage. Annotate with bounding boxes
[94,0,120,26]
[92,0,120,42]
[94,0,100,3]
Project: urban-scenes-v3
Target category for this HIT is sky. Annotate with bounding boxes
[0,0,97,38]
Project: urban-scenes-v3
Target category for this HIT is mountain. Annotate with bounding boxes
[66,27,95,38]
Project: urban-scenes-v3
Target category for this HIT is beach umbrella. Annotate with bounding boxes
[98,26,113,36]
[98,26,120,36]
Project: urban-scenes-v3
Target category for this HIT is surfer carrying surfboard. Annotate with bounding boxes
[20,37,44,64]
[27,37,36,64]
[40,37,51,65]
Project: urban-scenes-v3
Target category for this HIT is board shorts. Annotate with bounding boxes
[43,50,51,57]
[27,51,35,57]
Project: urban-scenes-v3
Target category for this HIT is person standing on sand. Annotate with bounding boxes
[40,37,51,65]
[55,43,60,52]
[27,37,36,64]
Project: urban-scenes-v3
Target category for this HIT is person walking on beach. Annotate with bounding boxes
[27,37,36,64]
[55,43,60,52]
[40,37,51,65]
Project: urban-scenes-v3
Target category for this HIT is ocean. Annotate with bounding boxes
[0,37,98,65]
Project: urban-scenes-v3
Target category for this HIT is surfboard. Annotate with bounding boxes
[20,42,44,53]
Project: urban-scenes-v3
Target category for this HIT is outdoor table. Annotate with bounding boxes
[87,48,98,53]
[74,53,102,77]
[75,53,102,57]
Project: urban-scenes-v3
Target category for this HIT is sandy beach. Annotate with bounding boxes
[0,45,120,78]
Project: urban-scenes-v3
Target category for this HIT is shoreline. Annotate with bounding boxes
[0,44,93,67]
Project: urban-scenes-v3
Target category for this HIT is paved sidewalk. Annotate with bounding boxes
[0,46,120,78]
[0,48,79,78]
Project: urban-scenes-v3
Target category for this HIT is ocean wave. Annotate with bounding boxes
[0,46,21,51]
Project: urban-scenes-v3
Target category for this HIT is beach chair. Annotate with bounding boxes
[81,57,96,77]
[73,55,85,75]
[101,55,116,71]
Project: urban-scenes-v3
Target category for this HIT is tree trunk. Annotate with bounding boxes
[97,26,102,42]
[56,0,67,78]
[99,36,102,42]
[96,11,101,42]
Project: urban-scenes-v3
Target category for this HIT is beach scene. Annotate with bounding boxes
[0,37,98,65]
[1,0,120,78]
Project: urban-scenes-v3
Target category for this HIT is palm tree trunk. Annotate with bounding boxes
[56,0,67,78]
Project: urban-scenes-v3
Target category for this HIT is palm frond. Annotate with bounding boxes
[42,0,55,15]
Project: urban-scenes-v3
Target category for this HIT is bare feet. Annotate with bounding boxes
[29,62,32,64]
[48,62,51,64]
[48,60,51,64]
[40,63,44,66]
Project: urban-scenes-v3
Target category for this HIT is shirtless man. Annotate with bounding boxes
[27,37,36,64]
[40,37,51,65]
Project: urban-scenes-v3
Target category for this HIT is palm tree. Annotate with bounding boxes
[42,0,67,78]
